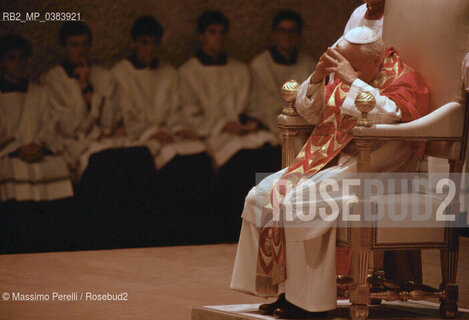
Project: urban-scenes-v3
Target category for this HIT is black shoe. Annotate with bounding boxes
[259,294,286,315]
[273,299,327,319]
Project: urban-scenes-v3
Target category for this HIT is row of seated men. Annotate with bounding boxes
[0,10,314,252]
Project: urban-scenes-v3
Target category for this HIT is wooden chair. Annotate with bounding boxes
[277,0,468,319]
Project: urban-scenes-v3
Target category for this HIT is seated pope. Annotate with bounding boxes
[230,27,430,318]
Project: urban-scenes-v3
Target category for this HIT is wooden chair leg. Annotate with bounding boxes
[439,237,459,318]
[440,159,462,318]
[350,251,371,320]
[350,139,372,320]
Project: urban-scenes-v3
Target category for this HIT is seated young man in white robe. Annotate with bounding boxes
[0,35,73,203]
[230,27,431,318]
[40,22,156,249]
[41,21,120,177]
[112,15,217,245]
[0,35,74,252]
[178,11,277,242]
[248,10,314,147]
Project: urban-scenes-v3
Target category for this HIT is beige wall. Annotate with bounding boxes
[1,0,362,79]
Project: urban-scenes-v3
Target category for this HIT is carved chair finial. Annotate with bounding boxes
[355,91,376,127]
[281,80,300,116]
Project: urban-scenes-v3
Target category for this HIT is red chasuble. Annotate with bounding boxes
[255,47,430,294]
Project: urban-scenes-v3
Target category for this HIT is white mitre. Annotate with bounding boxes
[344,26,380,44]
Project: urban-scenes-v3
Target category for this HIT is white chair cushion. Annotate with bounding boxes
[337,193,448,248]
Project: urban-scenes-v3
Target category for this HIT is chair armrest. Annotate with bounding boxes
[353,102,464,141]
[277,113,315,168]
[277,113,315,132]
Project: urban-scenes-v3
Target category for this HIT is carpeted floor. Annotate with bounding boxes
[0,237,467,320]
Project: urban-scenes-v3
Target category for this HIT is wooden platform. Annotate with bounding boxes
[0,239,467,319]
[192,301,469,320]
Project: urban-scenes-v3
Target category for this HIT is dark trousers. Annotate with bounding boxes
[0,197,75,253]
[157,152,218,245]
[79,146,162,249]
[217,144,282,242]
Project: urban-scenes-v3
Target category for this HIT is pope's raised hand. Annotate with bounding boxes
[323,48,358,86]
[310,51,334,84]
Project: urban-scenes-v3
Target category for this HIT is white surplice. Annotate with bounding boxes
[230,75,414,312]
[41,65,121,176]
[112,59,205,169]
[178,57,276,167]
[344,4,383,37]
[0,83,73,201]
[248,50,314,144]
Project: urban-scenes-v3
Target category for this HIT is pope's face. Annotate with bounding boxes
[336,40,382,84]
[63,34,90,64]
[200,24,227,55]
[273,20,300,52]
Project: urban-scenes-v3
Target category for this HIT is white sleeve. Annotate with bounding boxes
[235,64,250,116]
[344,4,367,34]
[0,106,21,157]
[112,67,162,141]
[211,63,251,137]
[295,74,324,124]
[166,71,182,134]
[41,69,92,138]
[92,89,122,134]
[246,62,279,129]
[246,64,267,121]
[90,69,122,135]
[340,78,402,124]
[27,86,54,146]
[178,71,207,136]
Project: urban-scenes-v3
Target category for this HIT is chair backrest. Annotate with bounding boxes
[383,0,469,111]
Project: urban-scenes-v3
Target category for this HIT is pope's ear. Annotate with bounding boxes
[373,52,383,67]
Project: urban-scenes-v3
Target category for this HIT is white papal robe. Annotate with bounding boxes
[111,59,205,169]
[248,50,314,144]
[230,75,414,312]
[178,57,276,167]
[0,83,73,201]
[41,65,120,176]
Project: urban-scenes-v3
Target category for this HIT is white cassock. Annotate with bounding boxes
[248,50,314,144]
[41,65,120,176]
[111,59,205,169]
[178,57,276,167]
[0,83,73,201]
[230,75,413,312]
